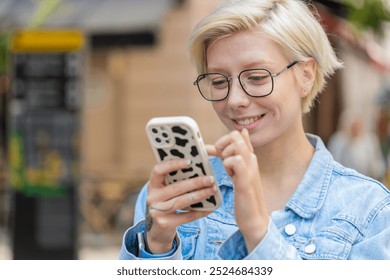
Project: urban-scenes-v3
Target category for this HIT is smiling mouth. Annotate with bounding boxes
[235,114,266,126]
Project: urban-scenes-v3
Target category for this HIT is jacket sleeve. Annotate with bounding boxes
[217,220,303,260]
[118,184,182,260]
[348,200,390,259]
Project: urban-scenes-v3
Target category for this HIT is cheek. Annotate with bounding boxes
[278,92,302,120]
[212,102,225,117]
[212,102,233,127]
[265,87,302,130]
[275,80,303,109]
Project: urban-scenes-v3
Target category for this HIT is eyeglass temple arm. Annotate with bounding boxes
[272,61,300,77]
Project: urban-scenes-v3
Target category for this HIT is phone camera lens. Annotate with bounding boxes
[155,137,161,143]
[152,128,158,134]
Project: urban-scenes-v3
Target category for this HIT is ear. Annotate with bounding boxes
[299,58,316,98]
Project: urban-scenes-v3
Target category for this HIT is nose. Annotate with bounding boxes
[227,76,250,108]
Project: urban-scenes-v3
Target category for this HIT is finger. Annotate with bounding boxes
[206,144,217,156]
[228,130,255,162]
[149,200,177,212]
[220,138,248,158]
[167,184,217,211]
[223,149,258,178]
[148,175,216,205]
[215,130,240,153]
[151,210,212,231]
[241,128,254,153]
[222,154,243,176]
[172,210,212,225]
[149,158,191,188]
[218,132,247,159]
[149,183,216,215]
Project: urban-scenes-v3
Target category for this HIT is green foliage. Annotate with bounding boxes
[29,0,61,28]
[343,0,390,37]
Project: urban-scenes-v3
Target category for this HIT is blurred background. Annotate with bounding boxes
[0,0,389,260]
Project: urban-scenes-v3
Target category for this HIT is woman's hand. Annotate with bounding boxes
[207,129,269,252]
[145,158,215,254]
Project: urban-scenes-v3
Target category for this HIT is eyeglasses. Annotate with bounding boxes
[193,61,299,101]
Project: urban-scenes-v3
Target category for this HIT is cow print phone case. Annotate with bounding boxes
[146,116,222,211]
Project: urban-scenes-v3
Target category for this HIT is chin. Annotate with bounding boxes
[248,131,274,149]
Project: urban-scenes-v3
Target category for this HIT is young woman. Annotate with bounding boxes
[120,0,390,260]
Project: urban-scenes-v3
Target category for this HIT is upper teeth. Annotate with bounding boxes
[236,116,261,125]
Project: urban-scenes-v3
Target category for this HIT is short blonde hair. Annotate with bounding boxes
[189,0,343,113]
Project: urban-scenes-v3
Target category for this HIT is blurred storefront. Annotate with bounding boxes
[0,0,227,259]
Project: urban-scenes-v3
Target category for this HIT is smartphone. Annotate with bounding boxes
[145,116,222,211]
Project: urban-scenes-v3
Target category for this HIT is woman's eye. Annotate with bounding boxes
[247,73,269,84]
[212,79,228,88]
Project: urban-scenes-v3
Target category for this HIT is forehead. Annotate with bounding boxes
[206,29,286,70]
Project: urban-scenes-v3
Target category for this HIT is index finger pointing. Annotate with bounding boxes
[241,128,254,153]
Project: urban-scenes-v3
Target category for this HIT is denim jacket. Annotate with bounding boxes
[120,134,390,260]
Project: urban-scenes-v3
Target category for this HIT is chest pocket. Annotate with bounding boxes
[177,226,200,260]
[295,234,352,260]
[291,217,359,260]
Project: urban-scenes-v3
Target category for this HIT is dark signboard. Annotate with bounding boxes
[8,30,84,259]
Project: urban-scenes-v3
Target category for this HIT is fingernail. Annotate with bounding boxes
[205,176,214,185]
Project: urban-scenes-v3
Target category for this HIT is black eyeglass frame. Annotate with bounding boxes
[193,61,300,101]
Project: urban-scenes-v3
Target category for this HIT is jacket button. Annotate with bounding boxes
[304,243,316,254]
[284,224,296,236]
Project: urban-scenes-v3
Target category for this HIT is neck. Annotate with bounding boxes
[254,124,314,212]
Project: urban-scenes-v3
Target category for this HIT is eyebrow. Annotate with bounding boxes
[245,60,273,69]
[207,60,274,73]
